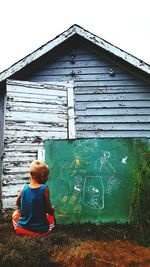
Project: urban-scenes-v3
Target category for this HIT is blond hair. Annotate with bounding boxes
[29,160,49,184]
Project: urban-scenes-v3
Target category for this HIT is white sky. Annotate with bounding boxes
[0,0,150,73]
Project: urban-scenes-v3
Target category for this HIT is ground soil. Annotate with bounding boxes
[0,211,150,267]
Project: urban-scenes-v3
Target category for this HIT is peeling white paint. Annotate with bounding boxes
[2,80,75,209]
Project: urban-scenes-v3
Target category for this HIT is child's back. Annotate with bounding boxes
[17,184,50,233]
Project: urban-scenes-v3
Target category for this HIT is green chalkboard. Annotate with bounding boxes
[45,138,150,224]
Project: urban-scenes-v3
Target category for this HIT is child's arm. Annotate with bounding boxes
[44,187,55,215]
[16,190,22,208]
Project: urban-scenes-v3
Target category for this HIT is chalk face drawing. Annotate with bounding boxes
[45,138,139,224]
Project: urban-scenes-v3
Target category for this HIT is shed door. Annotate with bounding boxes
[2,79,75,209]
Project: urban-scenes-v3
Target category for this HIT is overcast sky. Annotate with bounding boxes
[0,0,150,73]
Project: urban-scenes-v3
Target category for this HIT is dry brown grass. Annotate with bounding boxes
[52,240,150,267]
[0,211,150,267]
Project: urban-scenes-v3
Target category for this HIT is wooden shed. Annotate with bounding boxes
[0,24,150,210]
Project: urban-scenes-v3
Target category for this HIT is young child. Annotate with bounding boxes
[12,160,55,237]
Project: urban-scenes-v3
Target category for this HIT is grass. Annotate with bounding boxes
[0,211,150,267]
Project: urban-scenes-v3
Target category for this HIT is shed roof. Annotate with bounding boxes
[0,24,150,83]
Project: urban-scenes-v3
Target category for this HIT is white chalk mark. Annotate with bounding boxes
[83,176,104,210]
[74,185,81,192]
[99,151,116,174]
[122,156,128,164]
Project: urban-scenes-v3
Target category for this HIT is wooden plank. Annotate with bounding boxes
[2,157,34,169]
[76,115,150,123]
[37,60,113,69]
[74,86,150,94]
[76,93,150,102]
[5,125,67,132]
[5,120,67,126]
[3,151,36,157]
[3,155,36,163]
[2,197,17,209]
[48,51,109,62]
[31,76,146,87]
[7,86,67,97]
[3,165,31,174]
[4,144,43,151]
[35,57,149,74]
[3,176,29,185]
[6,101,68,110]
[75,100,150,109]
[34,75,143,83]
[5,112,67,123]
[67,86,75,138]
[7,79,68,91]
[36,66,125,75]
[3,159,34,167]
[5,124,67,132]
[4,130,67,138]
[4,133,67,145]
[74,80,147,87]
[34,73,136,81]
[6,106,67,114]
[76,130,150,138]
[76,123,150,131]
[5,109,67,118]
[38,146,45,161]
[7,96,67,105]
[76,108,150,116]
[6,104,67,113]
[7,91,67,101]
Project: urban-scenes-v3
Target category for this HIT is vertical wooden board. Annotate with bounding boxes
[67,86,75,139]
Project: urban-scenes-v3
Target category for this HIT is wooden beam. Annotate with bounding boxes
[67,83,75,139]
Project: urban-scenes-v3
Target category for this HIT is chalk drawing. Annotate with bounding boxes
[74,176,83,192]
[96,151,116,174]
[122,156,128,164]
[107,175,118,195]
[83,176,104,210]
[55,141,123,216]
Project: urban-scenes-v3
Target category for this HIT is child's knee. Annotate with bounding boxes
[12,209,20,219]
[12,210,20,230]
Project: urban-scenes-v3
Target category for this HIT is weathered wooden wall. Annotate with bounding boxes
[2,80,69,208]
[2,42,150,209]
[28,46,150,138]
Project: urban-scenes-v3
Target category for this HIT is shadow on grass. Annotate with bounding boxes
[56,221,150,247]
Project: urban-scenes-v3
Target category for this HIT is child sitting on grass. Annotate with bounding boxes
[12,160,55,237]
